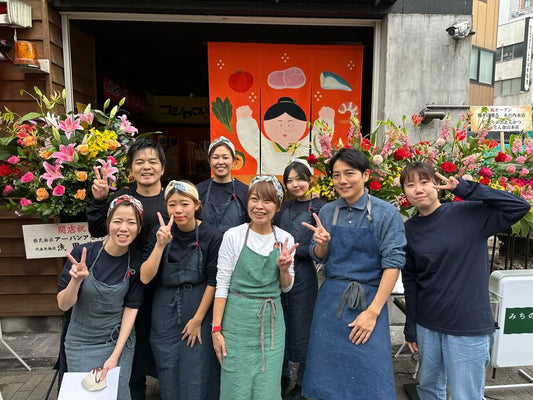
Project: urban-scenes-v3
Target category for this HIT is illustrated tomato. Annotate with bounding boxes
[228,70,254,93]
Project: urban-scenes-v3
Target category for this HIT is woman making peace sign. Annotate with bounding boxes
[212,175,298,400]
[141,180,222,400]
[58,195,144,400]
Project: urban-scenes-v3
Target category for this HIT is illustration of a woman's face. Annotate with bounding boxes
[263,112,307,148]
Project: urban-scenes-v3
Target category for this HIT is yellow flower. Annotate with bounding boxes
[74,189,86,200]
[77,144,89,155]
[40,150,53,160]
[22,136,37,147]
[75,171,87,182]
[36,188,49,201]
[108,139,120,150]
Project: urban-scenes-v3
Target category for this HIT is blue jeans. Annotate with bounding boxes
[416,324,491,400]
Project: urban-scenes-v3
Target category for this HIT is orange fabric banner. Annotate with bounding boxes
[208,42,363,177]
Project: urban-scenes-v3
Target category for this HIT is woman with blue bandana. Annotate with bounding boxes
[58,195,144,400]
[141,180,222,400]
[212,175,298,400]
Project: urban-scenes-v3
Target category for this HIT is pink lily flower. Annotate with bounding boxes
[118,115,138,134]
[41,160,64,188]
[78,111,94,125]
[58,115,82,140]
[51,143,76,162]
[97,157,119,189]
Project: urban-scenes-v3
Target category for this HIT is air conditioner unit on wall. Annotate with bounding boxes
[0,0,32,28]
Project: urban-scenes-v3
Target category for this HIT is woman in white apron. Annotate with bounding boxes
[58,195,144,400]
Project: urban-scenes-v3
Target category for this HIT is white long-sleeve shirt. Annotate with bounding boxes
[215,223,295,298]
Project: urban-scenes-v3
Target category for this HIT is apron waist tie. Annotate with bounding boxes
[336,281,367,319]
[230,292,277,374]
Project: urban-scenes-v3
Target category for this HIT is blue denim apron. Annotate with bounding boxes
[150,222,219,400]
[220,226,285,400]
[65,243,136,400]
[278,199,318,384]
[202,179,245,232]
[302,204,396,400]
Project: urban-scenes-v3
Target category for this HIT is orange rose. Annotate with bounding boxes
[77,144,89,155]
[107,139,120,150]
[74,189,86,200]
[75,170,88,182]
[36,188,49,201]
[22,136,37,147]
[40,150,53,160]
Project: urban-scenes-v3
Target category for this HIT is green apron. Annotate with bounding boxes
[220,226,285,400]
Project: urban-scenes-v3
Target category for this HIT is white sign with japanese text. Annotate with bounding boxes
[470,106,532,132]
[22,222,103,259]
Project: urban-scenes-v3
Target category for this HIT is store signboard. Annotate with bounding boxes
[504,307,533,334]
[522,17,533,91]
[470,105,532,132]
[22,222,102,259]
[148,95,209,124]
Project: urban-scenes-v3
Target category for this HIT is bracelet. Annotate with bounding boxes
[211,325,222,333]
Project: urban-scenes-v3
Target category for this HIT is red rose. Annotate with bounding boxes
[393,146,411,161]
[306,154,318,165]
[479,177,490,185]
[0,165,11,177]
[440,162,457,173]
[368,180,381,191]
[495,152,507,162]
[479,167,493,178]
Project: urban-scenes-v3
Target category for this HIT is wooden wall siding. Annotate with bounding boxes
[469,82,495,106]
[472,0,499,50]
[0,209,62,317]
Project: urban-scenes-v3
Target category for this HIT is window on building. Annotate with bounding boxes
[496,42,526,63]
[496,78,522,95]
[495,47,502,62]
[526,0,531,8]
[470,47,494,85]
[513,42,524,58]
[502,45,513,61]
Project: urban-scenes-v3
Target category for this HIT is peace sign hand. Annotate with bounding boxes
[302,213,330,246]
[277,238,298,271]
[92,166,110,200]
[65,247,89,283]
[433,172,459,191]
[155,212,174,247]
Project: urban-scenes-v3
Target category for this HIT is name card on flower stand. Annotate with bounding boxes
[22,222,104,259]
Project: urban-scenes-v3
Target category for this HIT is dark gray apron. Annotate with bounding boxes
[150,222,219,400]
[65,243,135,400]
[202,179,245,232]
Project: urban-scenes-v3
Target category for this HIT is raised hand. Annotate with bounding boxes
[156,212,174,247]
[302,213,330,246]
[65,247,89,283]
[92,166,110,200]
[433,172,459,191]
[277,237,298,271]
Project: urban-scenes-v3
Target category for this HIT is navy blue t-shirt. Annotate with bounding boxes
[402,179,530,342]
[196,178,249,219]
[58,241,144,309]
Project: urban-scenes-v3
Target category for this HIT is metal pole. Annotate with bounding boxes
[0,320,31,371]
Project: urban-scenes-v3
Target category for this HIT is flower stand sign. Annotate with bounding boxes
[0,87,149,220]
[22,222,103,259]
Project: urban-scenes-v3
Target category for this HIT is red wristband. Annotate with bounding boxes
[212,325,222,333]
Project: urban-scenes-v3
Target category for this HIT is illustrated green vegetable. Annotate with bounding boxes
[211,97,233,133]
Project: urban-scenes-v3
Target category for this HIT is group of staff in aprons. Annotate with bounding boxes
[59,135,407,400]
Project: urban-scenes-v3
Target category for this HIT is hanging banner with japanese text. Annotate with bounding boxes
[208,42,363,178]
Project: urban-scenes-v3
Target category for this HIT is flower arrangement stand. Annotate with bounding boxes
[0,319,31,371]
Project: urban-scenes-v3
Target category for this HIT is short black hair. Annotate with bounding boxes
[400,162,438,189]
[328,148,369,176]
[283,161,312,187]
[126,138,167,169]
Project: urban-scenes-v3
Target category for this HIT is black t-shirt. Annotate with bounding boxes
[58,241,144,308]
[196,178,249,218]
[143,221,222,287]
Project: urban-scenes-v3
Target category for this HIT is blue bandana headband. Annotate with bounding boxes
[249,175,284,202]
[165,180,199,201]
[107,194,144,221]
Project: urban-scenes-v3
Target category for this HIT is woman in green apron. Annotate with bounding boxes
[212,175,298,400]
[58,195,144,400]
